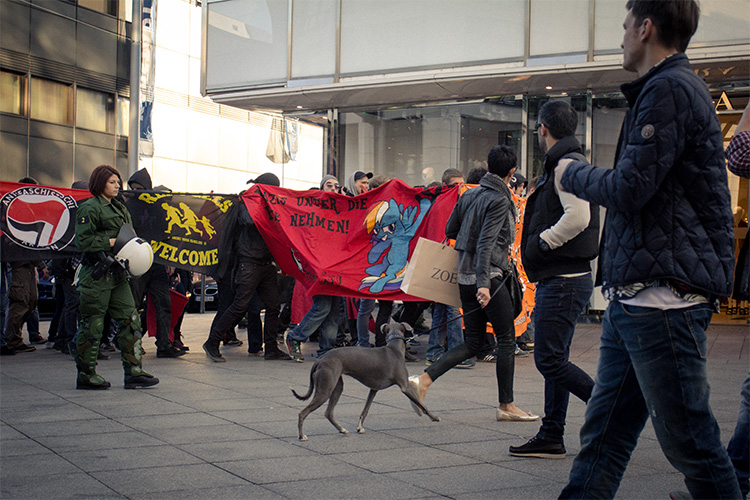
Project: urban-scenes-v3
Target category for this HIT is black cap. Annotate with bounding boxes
[353,171,373,182]
[247,173,280,186]
[510,173,527,189]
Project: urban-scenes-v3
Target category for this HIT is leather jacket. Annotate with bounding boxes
[445,172,515,289]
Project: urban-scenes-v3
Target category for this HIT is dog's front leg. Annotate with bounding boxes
[357,389,378,433]
[402,388,441,422]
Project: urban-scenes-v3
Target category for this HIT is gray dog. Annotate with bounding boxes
[291,323,440,440]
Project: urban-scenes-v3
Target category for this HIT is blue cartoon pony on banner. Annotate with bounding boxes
[360,197,432,293]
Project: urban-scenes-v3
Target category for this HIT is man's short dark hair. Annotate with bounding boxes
[487,146,516,178]
[18,177,38,184]
[466,167,487,184]
[441,168,463,185]
[538,101,578,140]
[626,0,699,52]
[88,165,122,197]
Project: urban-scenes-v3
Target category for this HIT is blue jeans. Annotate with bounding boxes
[426,303,463,362]
[534,274,594,443]
[356,298,376,347]
[290,294,342,356]
[728,371,750,499]
[560,301,741,499]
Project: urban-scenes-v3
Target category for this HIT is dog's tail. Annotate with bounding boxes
[291,364,317,400]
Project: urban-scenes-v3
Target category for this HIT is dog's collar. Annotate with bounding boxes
[385,334,407,343]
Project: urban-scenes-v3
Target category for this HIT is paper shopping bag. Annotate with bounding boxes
[400,237,461,308]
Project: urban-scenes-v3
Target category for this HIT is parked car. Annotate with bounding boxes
[37,274,56,319]
[187,278,218,313]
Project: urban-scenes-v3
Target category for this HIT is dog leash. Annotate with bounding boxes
[417,272,511,336]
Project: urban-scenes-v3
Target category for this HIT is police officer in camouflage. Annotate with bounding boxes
[74,165,159,390]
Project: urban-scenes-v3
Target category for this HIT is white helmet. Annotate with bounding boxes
[112,223,154,277]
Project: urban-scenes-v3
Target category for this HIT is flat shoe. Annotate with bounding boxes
[496,409,539,421]
[408,376,423,416]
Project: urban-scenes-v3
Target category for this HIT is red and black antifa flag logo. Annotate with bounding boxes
[0,182,90,261]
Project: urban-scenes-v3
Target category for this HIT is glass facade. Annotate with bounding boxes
[0,70,24,115]
[29,77,72,125]
[338,95,596,187]
[76,87,115,133]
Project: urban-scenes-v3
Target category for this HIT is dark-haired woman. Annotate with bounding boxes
[74,164,158,390]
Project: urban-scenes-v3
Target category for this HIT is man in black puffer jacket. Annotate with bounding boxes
[559,1,740,499]
[510,101,599,459]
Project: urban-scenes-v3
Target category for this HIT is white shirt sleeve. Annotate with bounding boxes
[540,162,591,250]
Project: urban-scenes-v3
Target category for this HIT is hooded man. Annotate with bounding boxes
[126,169,185,358]
[203,173,291,362]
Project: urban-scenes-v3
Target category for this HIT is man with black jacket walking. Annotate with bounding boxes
[510,101,599,459]
[559,1,740,498]
[203,173,291,362]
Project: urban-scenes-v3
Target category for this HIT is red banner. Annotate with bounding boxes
[243,179,460,300]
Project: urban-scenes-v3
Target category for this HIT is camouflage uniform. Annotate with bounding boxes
[74,195,157,389]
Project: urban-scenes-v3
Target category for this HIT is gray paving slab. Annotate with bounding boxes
[1,313,746,499]
[58,444,204,472]
[261,470,436,499]
[1,472,125,499]
[91,463,250,495]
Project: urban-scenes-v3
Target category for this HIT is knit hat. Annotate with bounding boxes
[320,174,338,190]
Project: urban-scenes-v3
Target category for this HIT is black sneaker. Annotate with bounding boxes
[264,349,292,360]
[224,339,243,347]
[509,437,566,459]
[202,342,225,362]
[157,346,187,358]
[124,374,160,389]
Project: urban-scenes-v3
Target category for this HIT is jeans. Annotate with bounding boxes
[426,277,516,404]
[290,294,342,356]
[426,303,463,362]
[560,301,741,500]
[534,274,594,443]
[728,371,750,499]
[374,300,393,347]
[357,298,376,347]
[0,264,8,348]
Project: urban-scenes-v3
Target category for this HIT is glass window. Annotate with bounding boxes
[78,0,118,17]
[0,70,25,115]
[205,0,289,90]
[592,95,629,169]
[340,0,525,75]
[117,96,129,137]
[339,100,523,187]
[76,87,114,133]
[30,77,72,125]
[526,95,588,181]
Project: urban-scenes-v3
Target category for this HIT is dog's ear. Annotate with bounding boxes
[401,322,413,334]
[381,323,391,334]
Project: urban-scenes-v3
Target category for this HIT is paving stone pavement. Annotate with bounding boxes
[1,312,747,499]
